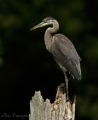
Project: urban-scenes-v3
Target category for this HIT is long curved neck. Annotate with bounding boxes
[44,20,59,52]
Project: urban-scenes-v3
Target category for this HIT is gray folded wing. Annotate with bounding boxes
[50,34,81,80]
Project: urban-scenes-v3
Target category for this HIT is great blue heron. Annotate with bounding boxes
[30,17,81,100]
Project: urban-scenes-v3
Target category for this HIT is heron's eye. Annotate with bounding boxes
[43,20,46,23]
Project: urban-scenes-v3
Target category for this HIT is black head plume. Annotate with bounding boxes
[43,17,55,22]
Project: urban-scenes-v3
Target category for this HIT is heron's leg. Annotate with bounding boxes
[64,72,69,101]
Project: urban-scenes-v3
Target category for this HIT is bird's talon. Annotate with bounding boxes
[66,98,72,104]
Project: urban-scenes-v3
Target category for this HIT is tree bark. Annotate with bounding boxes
[29,83,76,120]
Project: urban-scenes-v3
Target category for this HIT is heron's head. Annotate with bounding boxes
[30,17,55,30]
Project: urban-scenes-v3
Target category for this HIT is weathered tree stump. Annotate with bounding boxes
[29,84,76,120]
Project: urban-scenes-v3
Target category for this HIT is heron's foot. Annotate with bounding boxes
[66,97,72,104]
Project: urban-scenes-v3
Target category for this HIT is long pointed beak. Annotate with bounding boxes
[30,22,49,31]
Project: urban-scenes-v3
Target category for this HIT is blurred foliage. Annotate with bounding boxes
[0,0,98,120]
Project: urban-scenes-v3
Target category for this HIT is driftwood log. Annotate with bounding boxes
[29,83,76,120]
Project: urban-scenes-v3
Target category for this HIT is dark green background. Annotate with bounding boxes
[0,0,98,120]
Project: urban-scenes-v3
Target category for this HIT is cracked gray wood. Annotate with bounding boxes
[29,90,76,120]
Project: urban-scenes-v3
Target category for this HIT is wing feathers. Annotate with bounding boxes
[51,34,81,80]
